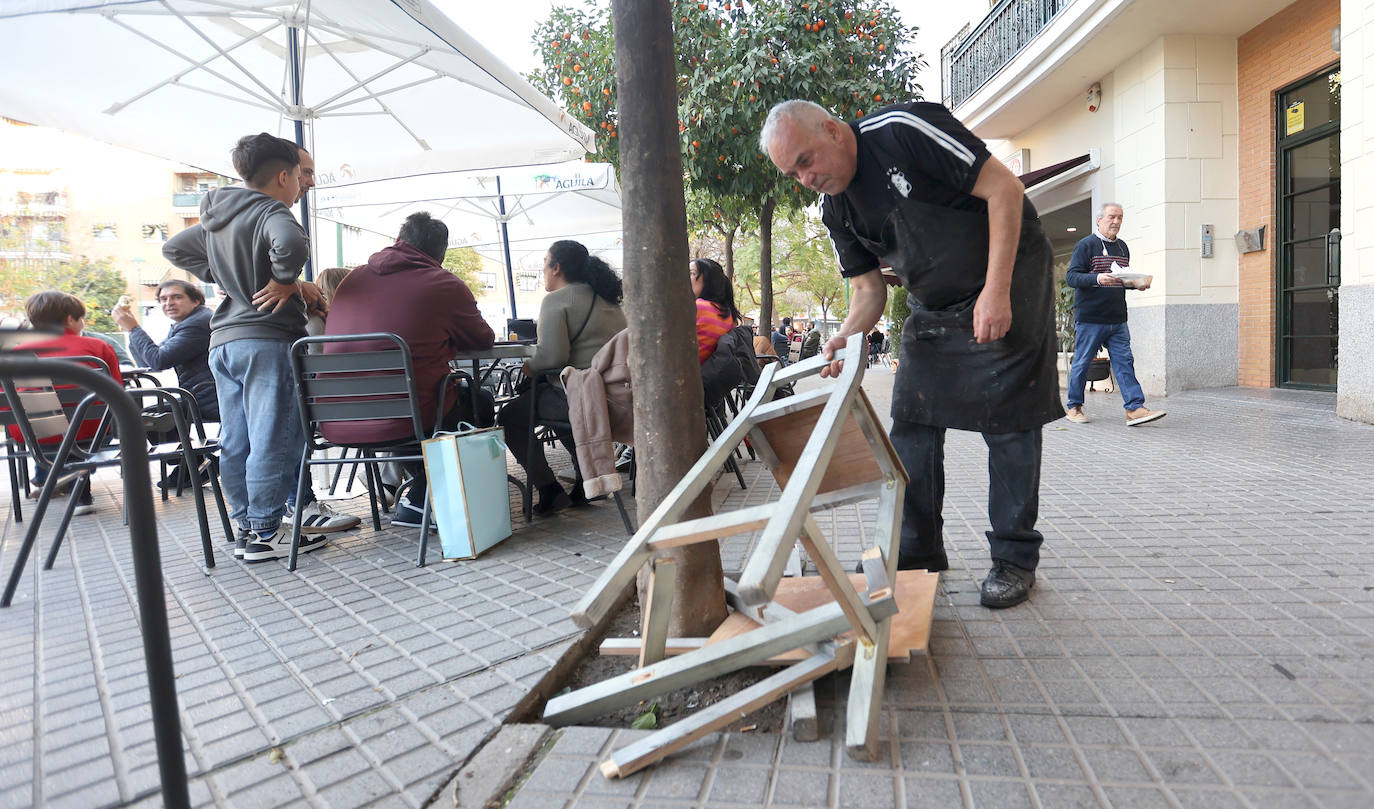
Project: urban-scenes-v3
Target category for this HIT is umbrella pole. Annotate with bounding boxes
[498,176,518,320]
[289,24,313,281]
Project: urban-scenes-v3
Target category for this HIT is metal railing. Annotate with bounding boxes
[172,192,205,208]
[942,0,1075,109]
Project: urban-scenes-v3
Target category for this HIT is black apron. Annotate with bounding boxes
[853,196,1063,433]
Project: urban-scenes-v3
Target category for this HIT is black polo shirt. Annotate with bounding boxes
[820,102,992,277]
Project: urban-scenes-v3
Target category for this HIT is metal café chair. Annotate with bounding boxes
[0,377,231,605]
[288,333,436,569]
[0,348,190,809]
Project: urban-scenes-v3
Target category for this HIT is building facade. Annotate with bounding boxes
[942,0,1371,421]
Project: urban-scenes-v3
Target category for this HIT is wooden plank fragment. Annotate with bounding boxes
[601,630,818,665]
[600,638,706,657]
[787,682,820,742]
[714,572,939,662]
[796,516,878,643]
[847,547,892,761]
[722,576,798,625]
[747,387,831,424]
[737,339,865,605]
[544,596,895,726]
[567,364,778,628]
[599,645,855,779]
[645,504,772,550]
[639,559,677,668]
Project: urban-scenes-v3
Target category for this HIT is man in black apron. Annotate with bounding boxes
[761,100,1063,608]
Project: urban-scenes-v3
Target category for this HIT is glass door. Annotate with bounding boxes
[1277,67,1340,389]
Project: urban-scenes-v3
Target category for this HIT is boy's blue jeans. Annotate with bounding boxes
[1066,321,1146,411]
[209,339,305,534]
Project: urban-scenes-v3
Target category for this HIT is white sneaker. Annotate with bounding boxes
[242,525,329,563]
[284,501,361,534]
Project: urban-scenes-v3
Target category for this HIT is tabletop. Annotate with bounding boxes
[451,342,536,363]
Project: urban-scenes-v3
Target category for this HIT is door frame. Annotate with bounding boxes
[1274,62,1340,390]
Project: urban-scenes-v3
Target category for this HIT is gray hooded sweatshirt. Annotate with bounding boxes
[163,186,310,349]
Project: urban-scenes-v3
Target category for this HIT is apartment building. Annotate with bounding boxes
[0,118,226,323]
[942,0,1373,422]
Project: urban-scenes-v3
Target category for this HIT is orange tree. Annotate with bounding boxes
[531,0,922,332]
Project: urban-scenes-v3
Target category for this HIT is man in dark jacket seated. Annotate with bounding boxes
[324,212,496,528]
[113,279,219,490]
[114,279,218,421]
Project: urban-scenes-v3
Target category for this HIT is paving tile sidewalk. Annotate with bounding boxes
[3,370,1373,809]
[0,449,638,809]
[511,370,1374,809]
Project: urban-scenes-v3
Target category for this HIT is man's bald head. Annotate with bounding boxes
[760,100,858,195]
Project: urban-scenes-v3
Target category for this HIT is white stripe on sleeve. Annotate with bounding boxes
[858,110,976,166]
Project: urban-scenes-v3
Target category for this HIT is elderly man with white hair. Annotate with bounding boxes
[759,99,1062,609]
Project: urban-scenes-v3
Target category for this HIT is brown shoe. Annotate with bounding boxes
[1125,407,1166,426]
[1065,406,1090,424]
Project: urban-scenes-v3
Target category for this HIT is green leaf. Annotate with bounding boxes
[630,702,660,730]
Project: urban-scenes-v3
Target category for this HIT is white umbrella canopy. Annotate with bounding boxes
[0,0,595,183]
[315,160,624,318]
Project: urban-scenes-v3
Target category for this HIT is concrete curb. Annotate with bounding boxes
[449,723,553,809]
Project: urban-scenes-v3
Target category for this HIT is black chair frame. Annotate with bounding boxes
[0,353,190,808]
[1,381,231,606]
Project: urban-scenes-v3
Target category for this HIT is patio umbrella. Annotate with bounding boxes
[315,161,624,319]
[0,0,596,271]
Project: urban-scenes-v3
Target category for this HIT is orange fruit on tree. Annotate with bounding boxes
[574,63,582,71]
[603,88,611,96]
[810,64,817,72]
[877,43,885,51]
[563,76,572,85]
[874,93,882,101]
[698,2,706,8]
[692,140,701,148]
[582,101,591,111]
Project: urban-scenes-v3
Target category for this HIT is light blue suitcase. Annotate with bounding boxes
[421,424,512,560]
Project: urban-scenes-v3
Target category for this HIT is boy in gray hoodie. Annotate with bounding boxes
[163,133,329,562]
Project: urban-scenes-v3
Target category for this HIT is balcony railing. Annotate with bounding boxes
[942,0,1075,110]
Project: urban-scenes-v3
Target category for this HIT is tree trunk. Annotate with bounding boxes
[723,225,736,281]
[758,195,776,336]
[612,0,727,638]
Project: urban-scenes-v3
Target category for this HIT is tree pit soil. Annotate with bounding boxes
[559,600,787,734]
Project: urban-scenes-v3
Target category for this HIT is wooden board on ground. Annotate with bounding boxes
[703,570,939,663]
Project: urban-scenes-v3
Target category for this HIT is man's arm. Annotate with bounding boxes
[443,278,496,351]
[818,268,887,378]
[126,316,210,372]
[251,210,315,311]
[163,225,212,281]
[968,157,1024,343]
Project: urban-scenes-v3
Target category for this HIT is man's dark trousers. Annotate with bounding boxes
[890,421,1044,572]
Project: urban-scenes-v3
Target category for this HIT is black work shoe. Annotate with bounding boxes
[980,561,1035,608]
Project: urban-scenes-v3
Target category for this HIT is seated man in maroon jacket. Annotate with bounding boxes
[323,211,495,527]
